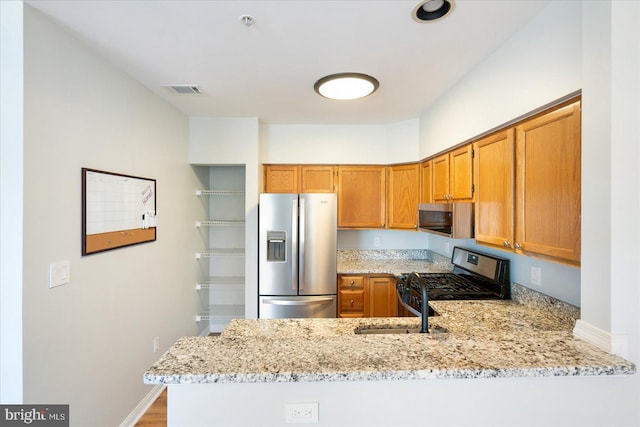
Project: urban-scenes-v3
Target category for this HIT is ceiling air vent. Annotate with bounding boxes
[163,85,202,95]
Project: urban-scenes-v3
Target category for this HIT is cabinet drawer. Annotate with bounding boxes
[339,276,364,290]
[339,290,365,314]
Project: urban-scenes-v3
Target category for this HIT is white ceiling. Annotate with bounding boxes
[26,0,550,125]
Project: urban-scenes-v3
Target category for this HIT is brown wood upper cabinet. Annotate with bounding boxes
[387,163,420,230]
[475,99,581,264]
[420,159,433,204]
[474,129,516,249]
[263,165,335,193]
[337,165,386,229]
[301,165,335,193]
[515,100,581,264]
[263,164,299,193]
[432,144,474,202]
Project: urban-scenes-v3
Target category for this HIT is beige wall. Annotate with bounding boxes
[22,6,200,426]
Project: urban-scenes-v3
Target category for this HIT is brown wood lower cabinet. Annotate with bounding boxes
[338,274,398,318]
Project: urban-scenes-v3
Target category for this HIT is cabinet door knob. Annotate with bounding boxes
[514,243,522,249]
[503,241,511,247]
[350,299,355,305]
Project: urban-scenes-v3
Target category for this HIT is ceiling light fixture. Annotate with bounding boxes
[240,14,255,27]
[313,73,379,100]
[413,0,455,23]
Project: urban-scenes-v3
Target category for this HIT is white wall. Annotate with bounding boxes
[0,0,24,403]
[577,0,640,362]
[418,1,583,306]
[417,0,640,367]
[168,5,640,421]
[263,119,419,164]
[189,117,261,320]
[417,0,581,157]
[608,0,640,363]
[22,6,200,426]
[169,375,640,427]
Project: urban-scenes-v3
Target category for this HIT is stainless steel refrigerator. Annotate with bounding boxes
[258,193,337,318]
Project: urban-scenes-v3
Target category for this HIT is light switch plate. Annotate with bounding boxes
[49,260,70,288]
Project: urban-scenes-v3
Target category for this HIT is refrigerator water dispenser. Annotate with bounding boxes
[266,231,286,262]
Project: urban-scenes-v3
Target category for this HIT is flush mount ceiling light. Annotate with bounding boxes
[314,73,380,100]
[413,0,455,23]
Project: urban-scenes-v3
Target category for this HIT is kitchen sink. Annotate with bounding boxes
[354,325,448,335]
[354,328,423,335]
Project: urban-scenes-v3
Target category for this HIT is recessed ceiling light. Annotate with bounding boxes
[413,0,455,23]
[314,73,379,100]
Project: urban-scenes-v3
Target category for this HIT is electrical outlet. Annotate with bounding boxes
[153,336,160,353]
[531,266,542,286]
[285,402,318,423]
[373,236,381,247]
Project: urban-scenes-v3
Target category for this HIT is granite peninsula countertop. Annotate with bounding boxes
[144,298,635,385]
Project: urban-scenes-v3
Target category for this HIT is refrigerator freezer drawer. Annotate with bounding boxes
[259,296,337,319]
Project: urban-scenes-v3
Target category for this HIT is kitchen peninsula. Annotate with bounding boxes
[145,253,635,426]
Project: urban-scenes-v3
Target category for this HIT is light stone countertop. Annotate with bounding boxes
[336,249,453,275]
[144,300,635,385]
[337,258,451,275]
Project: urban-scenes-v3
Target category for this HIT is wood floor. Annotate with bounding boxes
[134,389,167,427]
[136,334,219,426]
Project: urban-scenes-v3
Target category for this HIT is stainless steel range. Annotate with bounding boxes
[396,247,510,318]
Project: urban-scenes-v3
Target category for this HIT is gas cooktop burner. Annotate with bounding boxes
[396,247,510,316]
[399,273,499,299]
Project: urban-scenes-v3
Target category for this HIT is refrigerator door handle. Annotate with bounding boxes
[298,197,305,291]
[262,297,334,306]
[291,198,298,292]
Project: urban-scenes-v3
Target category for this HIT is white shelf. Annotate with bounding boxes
[196,305,244,322]
[196,276,245,290]
[195,220,245,228]
[196,190,245,196]
[194,166,246,331]
[196,249,245,259]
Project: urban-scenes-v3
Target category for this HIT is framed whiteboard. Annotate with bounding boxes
[82,168,157,255]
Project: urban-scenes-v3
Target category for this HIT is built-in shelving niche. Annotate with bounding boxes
[194,166,246,334]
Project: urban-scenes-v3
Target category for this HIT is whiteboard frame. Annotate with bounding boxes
[81,168,157,256]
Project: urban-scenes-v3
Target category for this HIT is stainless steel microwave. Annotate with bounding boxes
[418,203,474,238]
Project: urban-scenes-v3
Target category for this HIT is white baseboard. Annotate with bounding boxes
[574,319,611,352]
[119,384,166,427]
[573,319,629,359]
